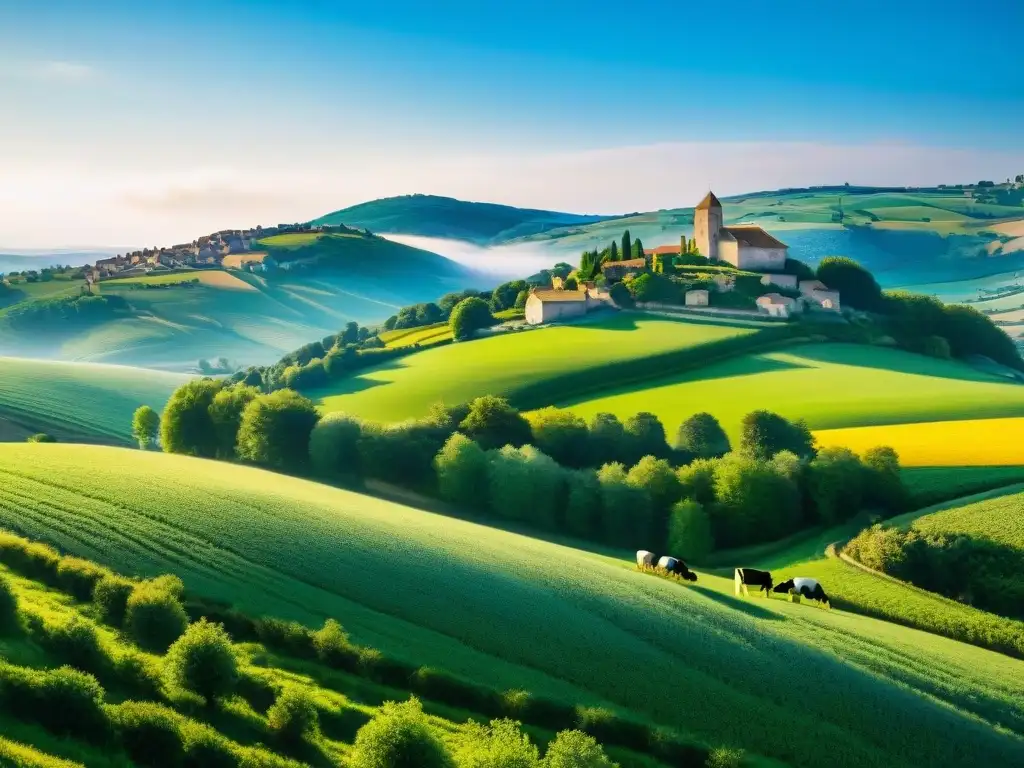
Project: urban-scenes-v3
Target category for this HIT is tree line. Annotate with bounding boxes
[140,385,906,559]
[2,294,128,334]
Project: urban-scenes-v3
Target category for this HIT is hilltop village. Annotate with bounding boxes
[525,191,842,325]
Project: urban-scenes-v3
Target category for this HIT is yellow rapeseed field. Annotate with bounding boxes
[814,417,1024,466]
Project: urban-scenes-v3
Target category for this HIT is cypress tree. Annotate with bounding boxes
[622,231,632,263]
[633,237,644,258]
[610,241,619,261]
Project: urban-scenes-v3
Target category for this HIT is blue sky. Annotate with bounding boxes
[2,0,1023,246]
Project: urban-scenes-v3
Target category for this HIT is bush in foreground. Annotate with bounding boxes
[236,389,320,474]
[267,688,320,745]
[349,697,454,768]
[126,583,189,652]
[164,619,239,704]
[0,575,19,635]
[57,557,109,602]
[455,718,539,767]
[93,574,136,626]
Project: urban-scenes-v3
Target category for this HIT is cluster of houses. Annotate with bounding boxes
[84,222,348,283]
[524,191,842,325]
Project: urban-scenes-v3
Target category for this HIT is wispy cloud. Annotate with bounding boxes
[33,60,96,82]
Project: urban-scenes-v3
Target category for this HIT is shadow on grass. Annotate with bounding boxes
[690,585,783,621]
[319,706,373,743]
[786,342,1010,383]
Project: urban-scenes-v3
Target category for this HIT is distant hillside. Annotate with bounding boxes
[311,194,619,245]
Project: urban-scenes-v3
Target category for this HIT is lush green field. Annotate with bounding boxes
[890,487,1024,550]
[0,358,187,443]
[314,314,761,422]
[103,270,257,290]
[559,343,1024,443]
[0,445,1022,768]
[901,466,1024,506]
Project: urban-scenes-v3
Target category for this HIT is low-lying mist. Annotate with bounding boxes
[382,234,571,283]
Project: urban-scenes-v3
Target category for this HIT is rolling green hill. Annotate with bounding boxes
[310,195,618,245]
[556,343,1024,443]
[0,444,1022,768]
[0,357,187,443]
[313,313,769,422]
[888,486,1024,550]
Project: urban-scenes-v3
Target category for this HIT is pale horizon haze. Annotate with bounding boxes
[2,0,1023,249]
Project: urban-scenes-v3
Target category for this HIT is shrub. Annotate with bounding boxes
[27,433,56,443]
[542,730,618,768]
[411,668,497,714]
[459,396,532,451]
[349,697,455,768]
[309,412,364,481]
[112,701,184,768]
[267,688,320,745]
[574,707,647,753]
[126,584,189,652]
[706,746,745,768]
[0,575,19,635]
[454,718,540,768]
[115,650,164,700]
[0,533,60,583]
[160,378,224,458]
[36,666,107,738]
[57,557,109,602]
[675,413,730,459]
[666,500,713,561]
[312,619,358,670]
[43,616,105,671]
[435,433,489,510]
[181,728,238,768]
[236,389,320,474]
[148,574,185,600]
[450,297,496,341]
[164,619,239,704]
[816,256,883,311]
[93,574,135,626]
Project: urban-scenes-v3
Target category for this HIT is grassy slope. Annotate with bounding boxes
[557,343,1024,442]
[0,358,187,443]
[815,416,1024,466]
[0,446,1022,768]
[310,195,616,245]
[902,466,1024,506]
[313,313,758,422]
[890,487,1024,549]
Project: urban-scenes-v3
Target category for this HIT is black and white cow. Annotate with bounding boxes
[734,568,774,597]
[658,555,698,582]
[773,577,831,607]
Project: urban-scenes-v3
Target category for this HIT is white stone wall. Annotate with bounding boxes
[717,239,740,268]
[525,296,588,325]
[736,246,787,271]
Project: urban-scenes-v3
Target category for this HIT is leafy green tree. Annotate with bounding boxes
[784,258,815,280]
[564,470,602,540]
[435,433,489,509]
[940,303,1022,369]
[488,445,565,529]
[160,379,224,457]
[676,458,718,506]
[711,453,801,547]
[491,280,529,312]
[459,396,531,450]
[623,412,670,463]
[131,406,161,450]
[358,421,449,488]
[629,273,677,303]
[450,297,496,341]
[342,321,360,345]
[236,390,320,473]
[268,688,320,745]
[350,697,455,768]
[807,446,864,524]
[621,231,632,265]
[563,276,579,291]
[164,619,238,705]
[675,413,730,459]
[528,407,589,467]
[455,718,539,768]
[627,456,682,539]
[514,290,530,310]
[739,410,815,460]
[816,256,883,310]
[309,412,364,481]
[587,413,627,466]
[208,385,260,459]
[861,445,907,513]
[597,463,652,548]
[666,499,713,562]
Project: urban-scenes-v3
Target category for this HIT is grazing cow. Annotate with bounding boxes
[773,577,831,607]
[734,568,774,597]
[657,556,698,582]
[636,550,657,568]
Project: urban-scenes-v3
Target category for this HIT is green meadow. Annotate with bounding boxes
[889,486,1024,550]
[557,343,1024,442]
[0,444,1022,768]
[0,358,186,443]
[314,313,760,422]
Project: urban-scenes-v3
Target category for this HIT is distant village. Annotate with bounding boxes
[38,222,362,285]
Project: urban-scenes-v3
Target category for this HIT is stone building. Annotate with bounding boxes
[525,289,590,325]
[694,191,788,271]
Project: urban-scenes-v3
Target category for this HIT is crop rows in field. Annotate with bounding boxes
[0,444,1022,768]
[901,466,1024,507]
[905,489,1024,551]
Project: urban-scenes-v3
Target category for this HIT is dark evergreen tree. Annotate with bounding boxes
[622,231,632,263]
[610,241,619,261]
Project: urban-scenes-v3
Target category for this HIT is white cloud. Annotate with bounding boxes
[29,60,96,82]
[2,140,1023,249]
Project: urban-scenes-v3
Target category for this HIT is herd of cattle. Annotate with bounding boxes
[635,551,832,608]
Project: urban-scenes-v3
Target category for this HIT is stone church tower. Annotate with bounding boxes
[693,191,723,260]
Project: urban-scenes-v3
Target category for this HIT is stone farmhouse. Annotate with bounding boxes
[525,284,612,325]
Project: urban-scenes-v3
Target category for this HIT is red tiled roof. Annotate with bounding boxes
[645,245,680,255]
[531,289,588,303]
